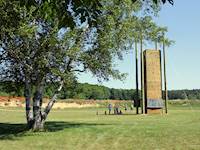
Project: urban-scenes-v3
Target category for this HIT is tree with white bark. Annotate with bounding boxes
[0,0,172,131]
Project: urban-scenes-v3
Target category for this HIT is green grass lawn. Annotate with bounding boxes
[0,104,200,150]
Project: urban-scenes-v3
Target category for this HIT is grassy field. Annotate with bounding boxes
[0,103,200,150]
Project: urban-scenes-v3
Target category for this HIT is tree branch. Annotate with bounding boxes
[42,80,64,121]
[66,58,73,71]
[71,68,87,73]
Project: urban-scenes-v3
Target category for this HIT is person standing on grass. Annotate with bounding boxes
[114,103,120,114]
[108,103,112,115]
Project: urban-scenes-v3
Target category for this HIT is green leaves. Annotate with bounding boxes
[153,0,174,5]
[0,0,173,91]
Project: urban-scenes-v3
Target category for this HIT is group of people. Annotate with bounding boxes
[106,103,133,115]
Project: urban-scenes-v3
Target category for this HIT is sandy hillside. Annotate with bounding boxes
[0,96,99,109]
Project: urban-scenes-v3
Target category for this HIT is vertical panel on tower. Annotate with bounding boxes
[144,50,163,114]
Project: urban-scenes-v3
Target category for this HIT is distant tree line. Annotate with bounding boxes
[0,82,200,100]
[168,90,200,100]
[0,82,137,100]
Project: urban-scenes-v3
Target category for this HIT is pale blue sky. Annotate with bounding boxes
[78,0,200,90]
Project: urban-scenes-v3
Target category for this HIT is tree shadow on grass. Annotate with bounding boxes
[0,121,110,140]
[0,123,28,140]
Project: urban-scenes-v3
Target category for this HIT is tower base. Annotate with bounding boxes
[147,108,162,114]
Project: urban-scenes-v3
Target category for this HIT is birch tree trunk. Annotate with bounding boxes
[32,79,45,131]
[42,80,64,121]
[24,75,33,129]
[29,79,64,131]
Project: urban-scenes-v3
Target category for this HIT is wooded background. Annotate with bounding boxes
[0,82,199,100]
